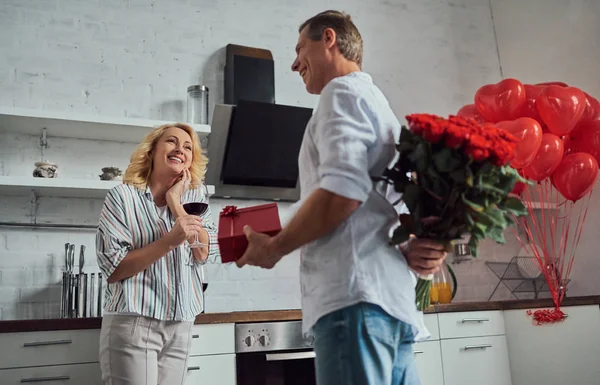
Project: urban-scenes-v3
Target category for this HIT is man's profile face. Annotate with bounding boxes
[291,26,330,95]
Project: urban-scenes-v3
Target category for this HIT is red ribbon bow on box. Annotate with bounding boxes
[221,205,238,216]
[221,205,239,239]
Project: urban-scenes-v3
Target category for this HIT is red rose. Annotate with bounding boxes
[422,122,446,143]
[445,123,470,148]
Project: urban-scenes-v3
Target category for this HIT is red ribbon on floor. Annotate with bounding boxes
[526,308,566,325]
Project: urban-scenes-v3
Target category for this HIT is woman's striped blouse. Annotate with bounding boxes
[96,183,219,321]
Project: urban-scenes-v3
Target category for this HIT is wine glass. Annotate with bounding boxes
[199,264,208,313]
[182,202,209,249]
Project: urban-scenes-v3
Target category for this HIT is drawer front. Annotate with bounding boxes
[438,310,505,339]
[0,362,102,385]
[0,329,100,369]
[185,354,236,385]
[189,323,235,356]
[413,341,443,385]
[441,335,512,385]
[423,314,440,340]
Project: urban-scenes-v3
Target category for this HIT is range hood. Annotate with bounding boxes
[204,101,313,202]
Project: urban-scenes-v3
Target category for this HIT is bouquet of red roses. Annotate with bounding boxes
[383,114,529,310]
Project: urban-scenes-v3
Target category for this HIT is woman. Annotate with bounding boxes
[96,122,219,385]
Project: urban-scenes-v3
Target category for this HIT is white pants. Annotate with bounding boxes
[99,314,194,385]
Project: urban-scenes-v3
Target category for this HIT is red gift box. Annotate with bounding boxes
[217,203,282,263]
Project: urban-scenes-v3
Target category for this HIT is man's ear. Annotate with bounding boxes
[322,28,336,49]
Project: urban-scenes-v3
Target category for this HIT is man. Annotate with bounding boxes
[236,10,446,385]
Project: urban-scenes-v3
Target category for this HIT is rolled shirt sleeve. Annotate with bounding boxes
[96,188,133,279]
[314,81,377,203]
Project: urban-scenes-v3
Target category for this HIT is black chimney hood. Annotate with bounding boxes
[205,101,313,202]
[224,44,275,105]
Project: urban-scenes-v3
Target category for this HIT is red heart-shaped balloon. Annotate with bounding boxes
[457,104,486,123]
[564,120,600,166]
[536,86,586,136]
[496,117,543,169]
[580,92,600,123]
[522,133,564,182]
[474,78,526,123]
[551,152,598,202]
[535,81,568,87]
[521,84,544,123]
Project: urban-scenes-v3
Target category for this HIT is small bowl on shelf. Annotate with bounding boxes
[33,161,58,178]
[99,166,123,181]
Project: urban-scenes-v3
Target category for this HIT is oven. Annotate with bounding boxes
[235,320,316,385]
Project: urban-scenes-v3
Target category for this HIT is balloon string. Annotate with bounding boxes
[561,189,592,304]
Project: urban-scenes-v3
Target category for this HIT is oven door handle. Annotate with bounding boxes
[265,351,316,361]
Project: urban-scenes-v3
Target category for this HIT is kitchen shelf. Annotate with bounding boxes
[0,106,211,143]
[0,176,215,199]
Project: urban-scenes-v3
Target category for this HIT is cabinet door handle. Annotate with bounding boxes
[413,350,424,355]
[187,366,200,371]
[21,375,70,382]
[23,339,72,347]
[192,334,199,339]
[464,344,492,350]
[461,318,489,323]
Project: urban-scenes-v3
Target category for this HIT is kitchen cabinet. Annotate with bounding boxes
[0,329,100,370]
[504,304,600,385]
[417,310,511,385]
[413,314,444,385]
[0,362,102,385]
[185,354,236,385]
[189,323,235,356]
[441,335,511,385]
[0,323,237,385]
[187,323,237,385]
[413,340,444,385]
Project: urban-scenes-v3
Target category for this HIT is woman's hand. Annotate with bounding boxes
[166,215,204,247]
[166,169,190,208]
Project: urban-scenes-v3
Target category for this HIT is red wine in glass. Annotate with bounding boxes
[183,202,209,248]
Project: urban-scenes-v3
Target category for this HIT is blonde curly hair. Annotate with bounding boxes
[123,123,208,190]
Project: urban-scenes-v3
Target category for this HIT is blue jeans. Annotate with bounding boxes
[312,302,421,385]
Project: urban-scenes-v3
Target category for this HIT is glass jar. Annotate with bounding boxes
[430,262,457,305]
[187,85,209,125]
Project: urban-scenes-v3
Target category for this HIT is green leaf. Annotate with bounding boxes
[466,212,476,227]
[502,196,527,216]
[432,148,461,173]
[391,225,412,245]
[488,226,506,244]
[484,208,508,228]
[462,193,484,212]
[473,222,487,238]
[474,211,495,228]
[402,184,421,214]
[450,169,466,183]
[465,164,474,187]
[408,142,428,173]
[397,141,415,154]
[468,236,480,257]
[399,126,416,142]
[504,213,516,227]
[478,183,509,195]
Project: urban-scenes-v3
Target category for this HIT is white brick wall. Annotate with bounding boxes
[1,0,599,320]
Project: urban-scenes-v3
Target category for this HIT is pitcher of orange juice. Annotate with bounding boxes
[430,261,457,304]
